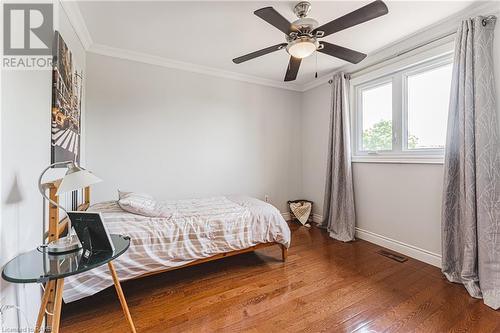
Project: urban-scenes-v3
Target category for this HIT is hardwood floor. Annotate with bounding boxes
[61,225,500,332]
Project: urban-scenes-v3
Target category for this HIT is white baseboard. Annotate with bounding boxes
[312,213,323,224]
[355,228,442,268]
[302,213,442,268]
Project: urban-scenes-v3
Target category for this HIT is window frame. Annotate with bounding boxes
[350,43,454,164]
[402,57,453,154]
[356,76,395,154]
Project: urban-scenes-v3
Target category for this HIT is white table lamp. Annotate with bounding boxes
[38,161,102,253]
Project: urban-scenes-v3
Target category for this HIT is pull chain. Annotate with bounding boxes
[315,52,318,78]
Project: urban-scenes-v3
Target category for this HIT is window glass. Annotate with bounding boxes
[361,82,393,151]
[407,63,453,149]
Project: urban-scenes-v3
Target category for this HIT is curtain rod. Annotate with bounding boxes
[342,30,455,80]
[482,15,497,26]
[327,15,497,84]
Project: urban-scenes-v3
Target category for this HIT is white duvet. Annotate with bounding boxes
[63,196,291,303]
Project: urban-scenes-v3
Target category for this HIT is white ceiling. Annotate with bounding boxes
[76,1,474,86]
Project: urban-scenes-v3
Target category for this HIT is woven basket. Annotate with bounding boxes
[287,199,313,227]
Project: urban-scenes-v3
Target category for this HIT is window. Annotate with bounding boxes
[361,81,392,151]
[405,63,453,150]
[351,47,453,163]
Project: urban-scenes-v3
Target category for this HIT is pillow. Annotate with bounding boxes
[118,192,172,218]
[118,190,153,200]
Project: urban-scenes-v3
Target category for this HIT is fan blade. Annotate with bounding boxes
[313,0,388,37]
[232,43,287,64]
[318,42,366,64]
[254,7,295,34]
[284,56,301,82]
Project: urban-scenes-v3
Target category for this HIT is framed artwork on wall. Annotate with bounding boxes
[51,30,83,165]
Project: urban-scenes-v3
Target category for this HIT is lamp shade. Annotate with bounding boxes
[56,165,102,195]
[286,37,318,59]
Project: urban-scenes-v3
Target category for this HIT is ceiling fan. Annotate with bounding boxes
[232,1,388,82]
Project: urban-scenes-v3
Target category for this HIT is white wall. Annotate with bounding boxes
[85,53,302,213]
[300,83,330,214]
[0,2,86,330]
[352,163,444,255]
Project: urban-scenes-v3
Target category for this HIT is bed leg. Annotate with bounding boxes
[280,244,288,262]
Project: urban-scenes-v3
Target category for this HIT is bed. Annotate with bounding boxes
[43,183,291,303]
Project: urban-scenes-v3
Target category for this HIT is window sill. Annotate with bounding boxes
[351,156,444,164]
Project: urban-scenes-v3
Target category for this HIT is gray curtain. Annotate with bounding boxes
[322,73,356,242]
[442,16,500,309]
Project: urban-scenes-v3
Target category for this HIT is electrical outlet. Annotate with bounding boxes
[264,195,269,202]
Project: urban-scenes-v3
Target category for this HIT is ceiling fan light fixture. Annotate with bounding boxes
[286,37,318,59]
[234,1,389,81]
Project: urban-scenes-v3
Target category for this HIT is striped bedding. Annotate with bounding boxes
[63,196,291,303]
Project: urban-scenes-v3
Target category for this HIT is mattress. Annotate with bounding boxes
[63,196,291,303]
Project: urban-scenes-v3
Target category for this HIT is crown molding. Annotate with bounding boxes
[59,0,93,50]
[63,0,498,93]
[88,44,303,91]
[301,0,500,92]
[301,74,332,92]
[58,0,306,92]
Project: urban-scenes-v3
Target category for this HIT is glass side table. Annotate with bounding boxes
[2,234,136,333]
